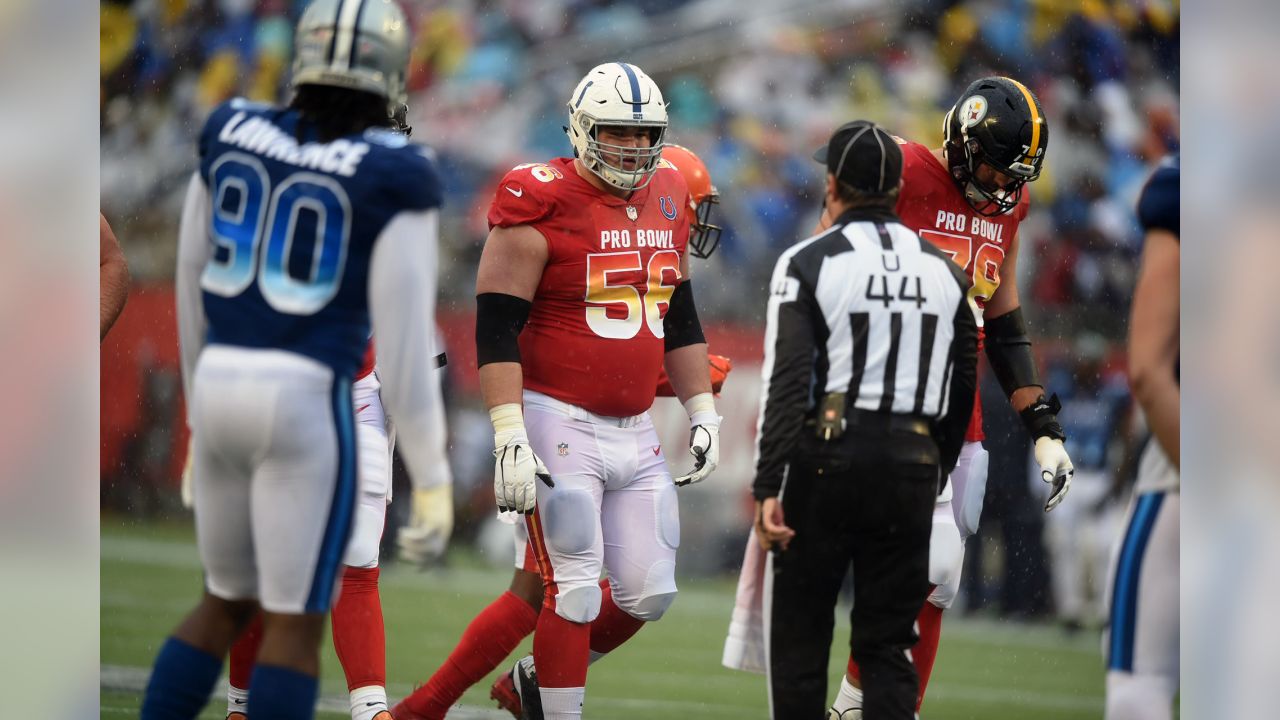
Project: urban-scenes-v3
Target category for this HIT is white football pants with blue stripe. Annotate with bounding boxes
[1104,441,1179,720]
[190,345,358,614]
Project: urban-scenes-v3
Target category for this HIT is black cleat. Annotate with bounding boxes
[512,655,544,720]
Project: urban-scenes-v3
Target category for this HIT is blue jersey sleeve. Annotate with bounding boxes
[361,129,443,213]
[1137,157,1179,238]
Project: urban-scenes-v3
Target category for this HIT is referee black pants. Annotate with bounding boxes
[767,424,938,720]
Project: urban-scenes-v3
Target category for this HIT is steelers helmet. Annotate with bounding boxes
[291,0,411,117]
[942,76,1049,216]
[662,144,722,259]
[566,63,668,192]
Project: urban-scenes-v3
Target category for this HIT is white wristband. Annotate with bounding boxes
[684,392,719,428]
[489,403,527,447]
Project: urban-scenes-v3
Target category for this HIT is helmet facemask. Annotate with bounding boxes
[689,191,723,259]
[959,139,1029,217]
[578,118,667,191]
[566,63,670,193]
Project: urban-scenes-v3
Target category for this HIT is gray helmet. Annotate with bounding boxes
[291,0,411,115]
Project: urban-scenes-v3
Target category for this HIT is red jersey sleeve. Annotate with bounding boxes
[488,166,555,229]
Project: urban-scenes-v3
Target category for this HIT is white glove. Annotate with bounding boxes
[674,393,721,487]
[397,484,454,566]
[180,437,194,509]
[1035,436,1074,512]
[490,403,553,514]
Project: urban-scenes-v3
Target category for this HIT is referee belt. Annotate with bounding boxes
[804,404,932,438]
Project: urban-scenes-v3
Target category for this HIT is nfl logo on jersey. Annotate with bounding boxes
[557,443,570,456]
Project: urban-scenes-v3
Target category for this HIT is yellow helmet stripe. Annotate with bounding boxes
[1006,77,1042,162]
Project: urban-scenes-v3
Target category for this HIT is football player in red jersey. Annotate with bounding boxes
[392,69,724,720]
[811,77,1075,719]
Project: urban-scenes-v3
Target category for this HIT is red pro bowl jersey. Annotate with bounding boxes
[894,140,1030,441]
[488,157,691,418]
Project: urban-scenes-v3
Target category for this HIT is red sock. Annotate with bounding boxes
[845,652,861,684]
[331,566,386,692]
[588,580,645,656]
[913,600,945,711]
[533,608,589,688]
[845,588,945,696]
[401,591,539,719]
[229,613,264,691]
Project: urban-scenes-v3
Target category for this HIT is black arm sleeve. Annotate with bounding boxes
[938,297,979,475]
[663,280,706,351]
[475,292,531,366]
[752,263,820,500]
[983,307,1041,398]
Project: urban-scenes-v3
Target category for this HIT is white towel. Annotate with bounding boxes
[722,528,770,674]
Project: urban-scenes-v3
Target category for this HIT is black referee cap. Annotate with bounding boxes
[812,120,902,194]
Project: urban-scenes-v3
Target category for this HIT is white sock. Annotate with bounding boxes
[349,685,389,720]
[539,686,585,720]
[1105,671,1174,720]
[831,675,863,715]
[227,684,249,717]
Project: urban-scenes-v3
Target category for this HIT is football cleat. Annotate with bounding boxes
[827,709,863,720]
[489,668,522,719]
[512,655,544,720]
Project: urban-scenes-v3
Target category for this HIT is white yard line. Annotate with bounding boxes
[101,664,510,719]
[102,663,1101,716]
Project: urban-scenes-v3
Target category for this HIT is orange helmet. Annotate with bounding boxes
[662,144,723,259]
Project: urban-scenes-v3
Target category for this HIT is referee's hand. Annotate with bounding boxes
[754,498,796,552]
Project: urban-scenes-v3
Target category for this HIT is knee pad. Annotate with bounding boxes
[617,560,678,621]
[340,495,386,569]
[1105,671,1176,720]
[542,490,597,555]
[953,445,989,538]
[928,520,964,609]
[656,484,681,550]
[554,582,602,624]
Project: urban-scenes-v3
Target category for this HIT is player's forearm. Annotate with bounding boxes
[479,362,525,409]
[1010,385,1044,413]
[1134,370,1180,468]
[662,343,712,405]
[99,213,130,341]
[99,259,130,340]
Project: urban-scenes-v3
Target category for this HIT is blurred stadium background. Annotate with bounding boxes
[100,0,1179,717]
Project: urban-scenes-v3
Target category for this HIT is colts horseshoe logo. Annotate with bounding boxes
[659,195,677,221]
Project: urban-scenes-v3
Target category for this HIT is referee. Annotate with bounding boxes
[752,120,978,720]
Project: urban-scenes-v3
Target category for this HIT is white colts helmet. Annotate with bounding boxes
[567,63,668,191]
[291,0,411,117]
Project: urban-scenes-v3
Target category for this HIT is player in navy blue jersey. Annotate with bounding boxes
[1104,155,1179,720]
[141,2,443,719]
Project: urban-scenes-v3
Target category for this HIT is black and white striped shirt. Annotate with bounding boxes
[752,207,978,499]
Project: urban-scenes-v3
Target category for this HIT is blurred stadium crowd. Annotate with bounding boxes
[100,0,1178,625]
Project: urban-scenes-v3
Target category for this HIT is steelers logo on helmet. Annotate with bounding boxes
[566,63,669,192]
[959,95,988,128]
[942,76,1049,217]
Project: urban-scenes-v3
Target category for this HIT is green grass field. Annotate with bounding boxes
[102,518,1106,719]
